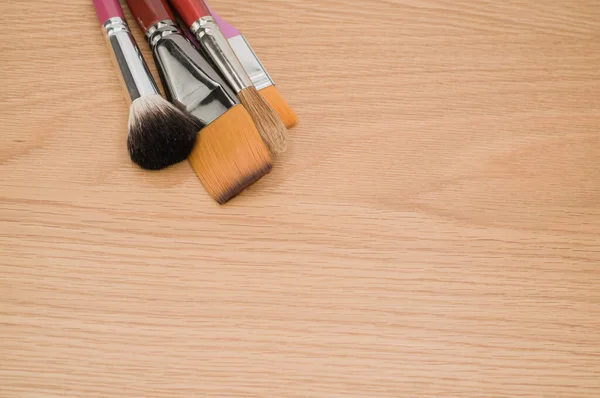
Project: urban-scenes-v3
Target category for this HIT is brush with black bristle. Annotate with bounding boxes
[92,0,201,170]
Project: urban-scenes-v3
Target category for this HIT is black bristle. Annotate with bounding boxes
[127,96,204,170]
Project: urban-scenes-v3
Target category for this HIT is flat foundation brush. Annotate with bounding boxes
[208,5,298,129]
[170,0,288,155]
[126,0,272,203]
[92,0,201,170]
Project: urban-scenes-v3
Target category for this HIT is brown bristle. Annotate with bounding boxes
[237,86,288,155]
[259,85,298,129]
[188,104,272,204]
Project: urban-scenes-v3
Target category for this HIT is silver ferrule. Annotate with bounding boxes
[102,17,159,102]
[150,28,238,125]
[146,20,180,49]
[228,35,274,91]
[190,16,252,93]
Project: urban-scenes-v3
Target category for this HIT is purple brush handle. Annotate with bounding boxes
[206,5,240,39]
[92,0,126,25]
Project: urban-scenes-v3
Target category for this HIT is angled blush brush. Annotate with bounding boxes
[208,6,298,129]
[92,0,201,170]
[126,0,272,203]
[169,0,288,155]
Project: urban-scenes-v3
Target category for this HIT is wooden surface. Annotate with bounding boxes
[1,0,600,396]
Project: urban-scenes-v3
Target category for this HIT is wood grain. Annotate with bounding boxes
[1,0,600,396]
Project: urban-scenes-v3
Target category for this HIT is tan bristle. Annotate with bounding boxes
[259,85,298,129]
[188,104,272,204]
[238,86,288,155]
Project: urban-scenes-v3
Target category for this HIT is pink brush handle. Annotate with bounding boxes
[206,5,240,39]
[92,0,125,25]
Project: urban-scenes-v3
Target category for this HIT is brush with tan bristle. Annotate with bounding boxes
[207,5,298,129]
[189,105,272,203]
[126,0,272,203]
[170,0,288,155]
[92,0,200,170]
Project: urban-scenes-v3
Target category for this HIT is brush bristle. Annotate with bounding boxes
[238,86,288,155]
[188,104,272,204]
[260,85,298,129]
[127,94,202,170]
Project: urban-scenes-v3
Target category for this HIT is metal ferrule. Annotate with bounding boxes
[228,35,274,91]
[148,21,238,125]
[102,17,159,102]
[145,19,180,48]
[190,16,253,94]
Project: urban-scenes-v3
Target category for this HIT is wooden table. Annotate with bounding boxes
[2,0,599,396]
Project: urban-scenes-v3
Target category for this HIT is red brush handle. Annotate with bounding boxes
[126,0,176,33]
[169,0,210,28]
[92,0,125,25]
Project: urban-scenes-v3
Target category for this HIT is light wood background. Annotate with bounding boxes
[1,0,600,396]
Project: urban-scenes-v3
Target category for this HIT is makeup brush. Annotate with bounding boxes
[126,0,272,203]
[208,6,298,129]
[92,0,201,170]
[169,0,288,154]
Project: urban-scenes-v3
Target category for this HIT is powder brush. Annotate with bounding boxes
[92,0,200,170]
[126,0,272,203]
[169,0,288,155]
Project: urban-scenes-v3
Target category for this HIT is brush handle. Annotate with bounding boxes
[92,0,125,24]
[170,0,253,93]
[127,0,176,33]
[206,6,240,39]
[93,0,160,102]
[206,3,274,90]
[169,0,211,27]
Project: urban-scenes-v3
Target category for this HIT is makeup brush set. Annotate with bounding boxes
[92,0,297,203]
